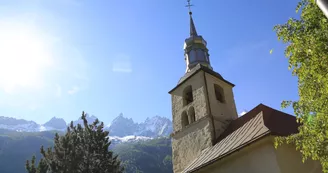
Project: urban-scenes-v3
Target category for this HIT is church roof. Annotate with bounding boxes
[183,104,299,173]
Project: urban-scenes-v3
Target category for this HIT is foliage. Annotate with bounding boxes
[25,111,124,173]
[273,0,328,172]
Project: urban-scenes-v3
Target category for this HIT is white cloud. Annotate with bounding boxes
[55,84,62,97]
[56,0,82,7]
[112,66,133,73]
[112,54,132,73]
[239,110,248,116]
[67,86,80,95]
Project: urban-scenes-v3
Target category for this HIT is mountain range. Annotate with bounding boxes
[0,114,173,173]
[107,113,172,137]
[0,113,173,142]
[0,129,173,173]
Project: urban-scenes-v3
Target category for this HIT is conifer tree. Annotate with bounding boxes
[26,111,124,173]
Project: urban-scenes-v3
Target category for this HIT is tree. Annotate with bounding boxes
[25,111,124,173]
[273,0,328,172]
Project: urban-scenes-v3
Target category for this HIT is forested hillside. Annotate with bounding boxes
[0,130,55,173]
[0,130,173,173]
[113,137,173,173]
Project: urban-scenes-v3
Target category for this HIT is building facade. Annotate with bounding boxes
[169,8,322,173]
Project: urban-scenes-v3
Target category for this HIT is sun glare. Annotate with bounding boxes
[0,21,53,93]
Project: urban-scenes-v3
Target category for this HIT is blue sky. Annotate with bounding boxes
[0,0,300,124]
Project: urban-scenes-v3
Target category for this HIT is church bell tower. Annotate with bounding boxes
[169,1,238,172]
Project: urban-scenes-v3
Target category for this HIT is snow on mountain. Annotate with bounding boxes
[0,116,40,132]
[39,125,66,132]
[106,113,138,137]
[0,116,68,132]
[137,116,173,137]
[109,135,153,143]
[239,110,248,116]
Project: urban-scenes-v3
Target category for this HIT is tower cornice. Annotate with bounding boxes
[168,64,235,94]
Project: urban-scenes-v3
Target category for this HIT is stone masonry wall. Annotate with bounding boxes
[172,118,213,173]
[205,72,238,138]
[171,71,210,132]
[170,71,214,173]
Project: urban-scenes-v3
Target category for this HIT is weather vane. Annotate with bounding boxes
[186,0,194,15]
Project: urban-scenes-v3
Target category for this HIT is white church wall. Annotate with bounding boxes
[195,137,281,173]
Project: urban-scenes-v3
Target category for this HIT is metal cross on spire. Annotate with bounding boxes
[186,0,198,36]
[186,0,194,15]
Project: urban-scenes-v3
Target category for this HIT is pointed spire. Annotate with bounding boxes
[189,13,198,37]
[184,0,212,72]
[186,0,198,37]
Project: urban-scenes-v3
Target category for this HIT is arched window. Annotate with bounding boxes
[188,106,196,123]
[181,111,189,127]
[214,84,225,103]
[183,85,193,106]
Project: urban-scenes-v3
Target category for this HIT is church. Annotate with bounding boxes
[168,5,323,173]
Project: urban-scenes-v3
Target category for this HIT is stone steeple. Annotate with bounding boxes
[169,2,238,173]
[184,6,212,73]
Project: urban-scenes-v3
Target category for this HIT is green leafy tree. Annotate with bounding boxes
[26,111,124,173]
[273,0,328,172]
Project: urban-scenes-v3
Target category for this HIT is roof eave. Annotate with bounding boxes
[168,66,235,94]
[186,131,271,173]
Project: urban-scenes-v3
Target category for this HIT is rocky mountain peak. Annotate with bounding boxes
[73,114,98,127]
[0,113,173,139]
[107,113,137,137]
[106,114,172,138]
[43,117,67,130]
